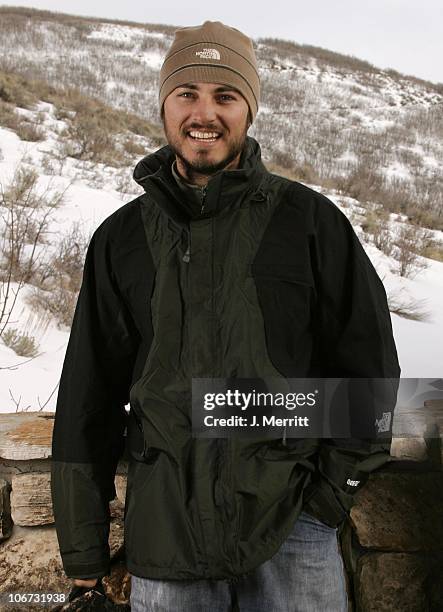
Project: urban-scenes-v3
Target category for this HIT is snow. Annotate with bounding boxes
[138,51,164,70]
[87,24,153,43]
[384,160,412,181]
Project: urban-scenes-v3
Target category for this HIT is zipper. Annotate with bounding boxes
[200,185,207,214]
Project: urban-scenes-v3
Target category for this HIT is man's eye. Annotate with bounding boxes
[219,95,234,101]
[179,92,194,98]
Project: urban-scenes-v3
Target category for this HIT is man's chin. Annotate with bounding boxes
[179,153,233,176]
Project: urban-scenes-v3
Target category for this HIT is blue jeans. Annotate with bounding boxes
[130,511,348,611]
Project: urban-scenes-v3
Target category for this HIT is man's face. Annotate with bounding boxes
[162,82,250,183]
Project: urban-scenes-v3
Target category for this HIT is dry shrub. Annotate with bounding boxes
[0,70,36,108]
[0,167,62,282]
[60,104,117,162]
[123,138,147,157]
[14,118,45,141]
[0,100,20,130]
[361,207,393,256]
[0,165,66,336]
[1,327,39,357]
[28,279,77,328]
[393,224,430,278]
[55,96,162,166]
[29,222,90,328]
[115,169,140,196]
[333,163,385,203]
[291,162,320,185]
[420,243,443,262]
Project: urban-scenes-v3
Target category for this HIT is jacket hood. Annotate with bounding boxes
[132,136,269,228]
[133,136,266,191]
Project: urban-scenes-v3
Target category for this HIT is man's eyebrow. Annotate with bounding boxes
[214,86,239,93]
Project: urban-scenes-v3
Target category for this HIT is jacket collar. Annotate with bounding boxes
[133,136,268,226]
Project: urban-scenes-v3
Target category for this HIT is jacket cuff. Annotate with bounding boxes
[63,559,110,580]
[302,478,354,528]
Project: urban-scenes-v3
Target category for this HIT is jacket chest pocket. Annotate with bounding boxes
[250,263,317,371]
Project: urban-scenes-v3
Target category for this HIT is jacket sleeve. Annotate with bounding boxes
[303,195,401,527]
[51,220,139,579]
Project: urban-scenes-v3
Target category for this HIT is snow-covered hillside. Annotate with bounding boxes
[1,6,442,231]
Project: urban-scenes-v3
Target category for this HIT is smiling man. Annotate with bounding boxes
[51,20,400,612]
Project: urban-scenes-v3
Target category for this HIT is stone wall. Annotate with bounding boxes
[0,412,129,611]
[1,411,442,611]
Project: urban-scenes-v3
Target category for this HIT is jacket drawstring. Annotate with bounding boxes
[282,425,287,446]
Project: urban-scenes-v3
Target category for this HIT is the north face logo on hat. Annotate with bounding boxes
[195,48,221,60]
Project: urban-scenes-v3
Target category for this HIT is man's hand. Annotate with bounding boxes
[68,578,105,603]
[73,578,98,588]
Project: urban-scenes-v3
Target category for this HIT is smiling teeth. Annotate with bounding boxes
[189,131,220,139]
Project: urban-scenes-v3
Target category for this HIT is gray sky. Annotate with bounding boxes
[3,1,442,84]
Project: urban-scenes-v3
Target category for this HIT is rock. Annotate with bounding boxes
[109,518,125,559]
[356,552,443,611]
[11,472,53,526]
[0,524,71,608]
[390,437,428,462]
[0,412,54,460]
[0,521,127,611]
[0,478,13,541]
[114,474,127,505]
[0,458,52,484]
[350,472,443,550]
[109,498,125,520]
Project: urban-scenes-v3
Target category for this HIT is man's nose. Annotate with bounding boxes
[190,96,217,124]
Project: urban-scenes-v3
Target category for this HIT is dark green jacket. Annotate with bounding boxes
[51,137,400,581]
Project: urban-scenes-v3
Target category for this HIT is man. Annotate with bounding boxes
[51,21,400,611]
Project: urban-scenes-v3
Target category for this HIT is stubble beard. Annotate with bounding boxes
[164,119,249,182]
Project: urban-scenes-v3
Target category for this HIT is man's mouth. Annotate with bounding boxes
[187,130,222,143]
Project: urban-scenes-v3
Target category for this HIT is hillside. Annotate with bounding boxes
[0,7,442,412]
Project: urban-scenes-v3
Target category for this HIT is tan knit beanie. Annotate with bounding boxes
[159,21,260,122]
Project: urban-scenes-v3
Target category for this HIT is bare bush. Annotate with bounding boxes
[115,170,138,196]
[28,221,90,328]
[392,224,430,278]
[0,165,66,335]
[1,327,39,357]
[0,69,36,108]
[14,118,45,141]
[361,207,393,256]
[123,137,147,157]
[0,100,20,130]
[60,105,117,162]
